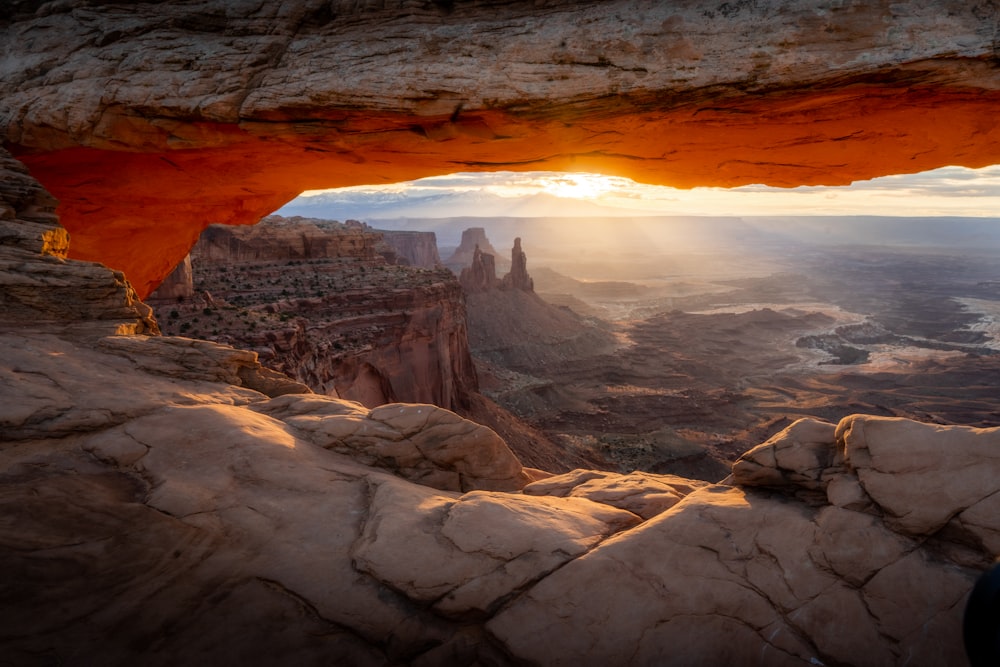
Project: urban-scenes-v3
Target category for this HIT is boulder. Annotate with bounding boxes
[837,415,1000,544]
[252,395,530,492]
[732,417,840,496]
[523,468,709,520]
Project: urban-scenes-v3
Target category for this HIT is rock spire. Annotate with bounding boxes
[460,238,534,294]
[459,244,499,294]
[501,237,534,292]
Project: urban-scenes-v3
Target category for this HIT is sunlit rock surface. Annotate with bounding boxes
[4,0,1000,295]
[1,151,997,665]
[0,147,157,336]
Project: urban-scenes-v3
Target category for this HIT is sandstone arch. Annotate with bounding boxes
[4,4,1000,665]
[3,0,1000,296]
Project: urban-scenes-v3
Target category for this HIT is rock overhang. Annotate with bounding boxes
[3,0,1000,296]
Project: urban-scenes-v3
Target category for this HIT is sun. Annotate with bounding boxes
[539,173,620,200]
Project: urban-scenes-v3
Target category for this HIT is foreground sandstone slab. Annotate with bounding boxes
[7,321,993,666]
[252,395,532,492]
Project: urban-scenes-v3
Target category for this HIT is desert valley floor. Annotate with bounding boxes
[479,244,1000,480]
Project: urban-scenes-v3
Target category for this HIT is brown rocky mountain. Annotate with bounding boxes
[151,215,588,472]
[4,2,1000,664]
[500,237,533,292]
[446,226,505,274]
[458,244,500,293]
[457,233,616,370]
[191,215,399,264]
[456,232,533,295]
[379,229,441,269]
[153,216,476,412]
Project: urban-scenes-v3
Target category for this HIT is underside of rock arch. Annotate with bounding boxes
[4,0,1000,296]
[5,3,1000,667]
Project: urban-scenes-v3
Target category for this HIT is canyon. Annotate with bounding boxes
[424,218,1000,483]
[152,215,474,412]
[150,216,589,472]
[3,1,1000,665]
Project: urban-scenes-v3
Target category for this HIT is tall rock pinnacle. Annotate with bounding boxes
[459,244,499,294]
[502,238,534,292]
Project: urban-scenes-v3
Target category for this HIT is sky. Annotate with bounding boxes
[284,165,1000,219]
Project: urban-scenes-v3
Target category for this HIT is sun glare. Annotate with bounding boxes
[534,173,624,200]
[291,165,1000,218]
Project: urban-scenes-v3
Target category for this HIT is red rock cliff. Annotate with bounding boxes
[155,217,479,412]
[263,279,479,412]
[459,245,499,294]
[379,230,441,269]
[193,216,387,264]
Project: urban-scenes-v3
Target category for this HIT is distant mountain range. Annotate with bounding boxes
[277,190,1000,255]
[278,190,637,221]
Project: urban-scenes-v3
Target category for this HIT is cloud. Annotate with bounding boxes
[288,165,1000,218]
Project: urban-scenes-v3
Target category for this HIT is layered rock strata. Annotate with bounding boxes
[0,146,157,337]
[379,230,441,269]
[152,216,580,471]
[249,277,478,412]
[154,217,479,412]
[191,215,392,265]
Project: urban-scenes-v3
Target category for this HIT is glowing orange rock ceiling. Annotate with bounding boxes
[4,1,1000,297]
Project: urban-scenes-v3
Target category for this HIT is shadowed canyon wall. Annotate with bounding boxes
[4,0,1000,295]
